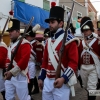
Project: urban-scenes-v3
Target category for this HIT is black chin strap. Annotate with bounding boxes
[86,33,93,40]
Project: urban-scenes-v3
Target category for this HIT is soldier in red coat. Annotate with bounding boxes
[97,21,100,37]
[0,36,7,100]
[38,6,79,100]
[35,41,44,69]
[78,16,100,100]
[42,28,51,47]
[25,25,40,96]
[96,21,100,89]
[4,19,31,100]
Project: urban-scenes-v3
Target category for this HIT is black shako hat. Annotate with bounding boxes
[7,19,20,32]
[80,16,94,32]
[25,26,35,37]
[44,28,50,37]
[45,6,64,23]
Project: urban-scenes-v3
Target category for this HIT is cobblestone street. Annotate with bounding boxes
[0,81,100,100]
[32,81,100,100]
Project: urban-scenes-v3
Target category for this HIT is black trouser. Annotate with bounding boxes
[28,76,39,95]
[97,79,100,89]
[88,91,96,100]
[77,75,83,88]
[31,76,39,94]
[28,79,34,95]
[1,91,6,100]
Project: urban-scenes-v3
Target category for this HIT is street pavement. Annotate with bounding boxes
[1,81,99,100]
[32,81,100,100]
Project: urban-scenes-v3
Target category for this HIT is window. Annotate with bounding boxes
[66,7,71,14]
[77,11,82,19]
[64,6,71,22]
[43,0,50,11]
[19,0,25,2]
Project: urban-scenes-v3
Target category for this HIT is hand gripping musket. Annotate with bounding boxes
[7,17,34,71]
[55,2,75,79]
[0,17,10,41]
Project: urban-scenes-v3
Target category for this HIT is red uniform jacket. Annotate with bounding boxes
[35,42,44,67]
[0,42,7,69]
[38,29,79,82]
[6,39,31,74]
[78,38,100,67]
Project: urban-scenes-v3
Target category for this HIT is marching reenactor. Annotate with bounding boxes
[32,41,44,94]
[4,19,31,100]
[42,28,51,47]
[25,25,40,96]
[44,28,50,39]
[69,23,76,35]
[97,21,100,37]
[97,28,100,37]
[96,21,100,89]
[78,16,100,100]
[0,36,7,100]
[35,39,44,71]
[38,5,80,100]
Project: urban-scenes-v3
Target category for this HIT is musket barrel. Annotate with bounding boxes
[55,2,75,79]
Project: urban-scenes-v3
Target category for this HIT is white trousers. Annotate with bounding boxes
[80,65,98,90]
[42,77,70,100]
[28,61,36,79]
[0,69,5,92]
[5,73,30,100]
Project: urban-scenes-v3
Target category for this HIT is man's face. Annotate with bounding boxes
[9,30,20,41]
[82,29,92,37]
[97,30,100,37]
[25,36,32,42]
[49,20,63,33]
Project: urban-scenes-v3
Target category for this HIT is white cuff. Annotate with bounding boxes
[10,65,21,76]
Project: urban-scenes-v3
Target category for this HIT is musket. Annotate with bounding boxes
[7,17,34,71]
[55,2,75,79]
[0,17,10,38]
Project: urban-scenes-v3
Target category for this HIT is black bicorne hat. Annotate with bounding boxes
[45,6,64,23]
[7,19,20,32]
[25,26,35,37]
[80,16,94,32]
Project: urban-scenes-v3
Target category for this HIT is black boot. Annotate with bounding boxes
[88,96,96,100]
[31,97,34,100]
[28,79,34,95]
[77,75,83,88]
[31,76,39,94]
[88,91,96,100]
[1,91,6,100]
[97,79,100,89]
[28,79,35,100]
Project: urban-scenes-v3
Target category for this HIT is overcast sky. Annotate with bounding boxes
[90,0,100,15]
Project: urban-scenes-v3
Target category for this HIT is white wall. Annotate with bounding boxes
[25,0,59,8]
[25,0,43,8]
[0,0,12,30]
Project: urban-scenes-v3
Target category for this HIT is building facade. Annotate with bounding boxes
[59,0,87,21]
[59,0,87,36]
[88,0,97,32]
[59,0,97,35]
